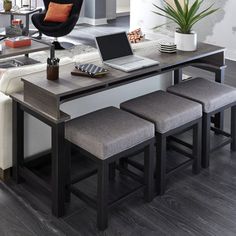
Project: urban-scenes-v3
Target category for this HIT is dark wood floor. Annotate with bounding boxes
[1,17,236,236]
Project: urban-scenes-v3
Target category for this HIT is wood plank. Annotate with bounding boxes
[24,82,60,119]
[10,93,70,124]
[0,40,49,59]
[21,43,225,101]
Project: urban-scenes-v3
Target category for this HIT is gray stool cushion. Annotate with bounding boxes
[120,90,202,134]
[167,78,236,113]
[65,107,155,160]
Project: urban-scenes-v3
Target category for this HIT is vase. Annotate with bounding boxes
[4,1,12,11]
[174,31,197,51]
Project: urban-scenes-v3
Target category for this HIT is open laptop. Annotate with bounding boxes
[95,32,159,72]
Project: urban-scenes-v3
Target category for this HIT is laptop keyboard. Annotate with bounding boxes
[113,56,143,66]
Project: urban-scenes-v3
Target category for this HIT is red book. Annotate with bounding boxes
[12,19,22,25]
[5,37,31,48]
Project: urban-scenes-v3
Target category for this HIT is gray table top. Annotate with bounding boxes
[0,39,50,59]
[0,8,42,15]
[22,42,225,100]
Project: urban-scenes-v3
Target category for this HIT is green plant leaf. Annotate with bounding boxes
[183,0,189,18]
[173,0,184,16]
[152,0,218,34]
[186,0,202,23]
[189,8,219,29]
[188,4,217,28]
[153,3,186,29]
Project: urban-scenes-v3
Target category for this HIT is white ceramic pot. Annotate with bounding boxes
[174,31,197,51]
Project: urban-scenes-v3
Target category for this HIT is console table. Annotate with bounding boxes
[11,42,226,217]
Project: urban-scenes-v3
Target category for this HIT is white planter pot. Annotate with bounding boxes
[174,31,197,51]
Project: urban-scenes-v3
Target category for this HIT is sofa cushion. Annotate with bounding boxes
[65,107,155,159]
[167,78,236,113]
[0,57,73,95]
[121,90,202,133]
[0,92,12,169]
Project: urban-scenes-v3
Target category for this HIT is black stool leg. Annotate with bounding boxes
[144,143,154,202]
[192,120,201,174]
[97,160,109,230]
[12,101,24,184]
[109,162,116,180]
[156,133,166,195]
[231,105,236,151]
[202,113,211,168]
[65,140,71,203]
[119,157,128,169]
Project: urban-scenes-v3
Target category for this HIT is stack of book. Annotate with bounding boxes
[5,36,31,48]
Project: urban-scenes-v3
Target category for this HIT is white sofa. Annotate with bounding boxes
[0,41,172,179]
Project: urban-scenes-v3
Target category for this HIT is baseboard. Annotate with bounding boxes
[78,17,107,26]
[225,50,236,61]
[0,168,11,181]
[116,11,130,17]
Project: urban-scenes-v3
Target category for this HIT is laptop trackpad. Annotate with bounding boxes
[113,57,143,66]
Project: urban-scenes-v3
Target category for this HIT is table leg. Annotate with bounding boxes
[51,122,66,217]
[174,68,183,84]
[215,68,226,130]
[12,100,24,184]
[25,15,30,36]
[10,14,13,26]
[38,9,42,39]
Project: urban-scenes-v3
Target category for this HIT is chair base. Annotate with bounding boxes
[52,41,75,50]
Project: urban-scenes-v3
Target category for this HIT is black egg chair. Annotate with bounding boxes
[32,0,84,50]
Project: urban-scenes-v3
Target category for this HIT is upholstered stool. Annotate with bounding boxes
[120,90,202,195]
[167,78,236,168]
[65,107,155,230]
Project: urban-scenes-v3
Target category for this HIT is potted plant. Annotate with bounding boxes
[4,0,12,11]
[153,0,218,51]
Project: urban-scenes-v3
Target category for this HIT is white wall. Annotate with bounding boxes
[194,0,236,60]
[130,0,166,32]
[61,73,172,119]
[116,0,130,9]
[106,0,116,20]
[130,0,236,61]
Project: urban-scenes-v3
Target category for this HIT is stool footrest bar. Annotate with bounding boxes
[166,159,193,178]
[210,126,231,137]
[169,136,193,149]
[19,167,51,193]
[109,185,143,208]
[168,143,194,159]
[71,168,97,185]
[126,159,144,171]
[210,137,232,153]
[70,185,97,209]
[117,165,144,184]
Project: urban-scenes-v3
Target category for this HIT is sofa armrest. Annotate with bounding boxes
[0,92,12,170]
[0,57,73,95]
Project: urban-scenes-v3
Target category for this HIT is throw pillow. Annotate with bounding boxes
[44,2,73,23]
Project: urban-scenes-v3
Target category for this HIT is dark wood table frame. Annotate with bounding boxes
[0,8,43,38]
[0,38,54,66]
[11,42,226,217]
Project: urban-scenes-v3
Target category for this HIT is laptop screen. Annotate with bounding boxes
[96,32,133,61]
